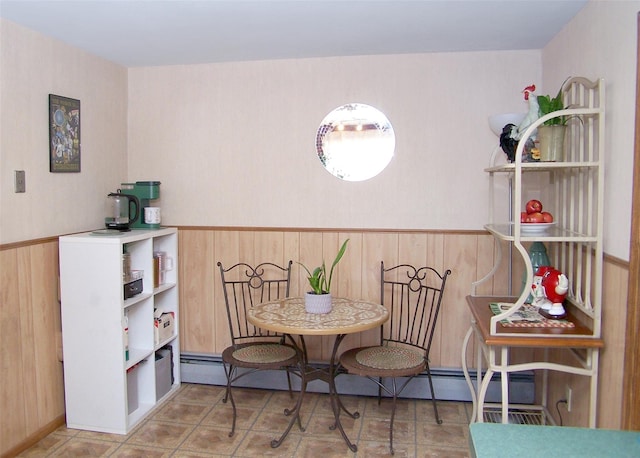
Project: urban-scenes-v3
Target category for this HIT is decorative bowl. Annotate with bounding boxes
[520,222,556,234]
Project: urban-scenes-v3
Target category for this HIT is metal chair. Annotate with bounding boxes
[338,261,451,454]
[217,260,301,437]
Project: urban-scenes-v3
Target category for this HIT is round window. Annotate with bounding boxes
[315,103,395,181]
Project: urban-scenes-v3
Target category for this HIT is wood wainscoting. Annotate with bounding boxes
[177,227,508,366]
[0,227,631,456]
[1,237,65,457]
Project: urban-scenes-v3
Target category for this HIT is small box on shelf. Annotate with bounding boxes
[123,270,144,299]
[126,363,140,414]
[155,347,173,400]
[154,310,175,345]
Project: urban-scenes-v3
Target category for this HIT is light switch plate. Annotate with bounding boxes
[15,170,26,193]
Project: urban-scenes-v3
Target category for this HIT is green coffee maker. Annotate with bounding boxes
[120,181,161,229]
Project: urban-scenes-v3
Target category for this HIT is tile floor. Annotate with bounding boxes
[19,383,472,457]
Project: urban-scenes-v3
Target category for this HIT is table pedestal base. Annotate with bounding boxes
[270,333,359,452]
[248,297,389,451]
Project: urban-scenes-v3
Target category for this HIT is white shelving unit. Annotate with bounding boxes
[59,227,180,434]
[464,77,605,427]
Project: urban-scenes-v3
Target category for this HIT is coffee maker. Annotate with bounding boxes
[119,181,161,229]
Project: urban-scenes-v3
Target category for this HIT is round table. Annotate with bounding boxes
[248,296,389,335]
[247,296,389,451]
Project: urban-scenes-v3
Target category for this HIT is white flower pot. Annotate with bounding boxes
[305,292,332,314]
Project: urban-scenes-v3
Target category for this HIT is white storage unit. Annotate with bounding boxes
[59,227,180,434]
[464,77,605,427]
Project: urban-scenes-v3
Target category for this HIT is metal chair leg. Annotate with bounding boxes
[223,363,238,437]
[222,362,233,404]
[222,361,233,404]
[389,378,397,455]
[425,364,442,424]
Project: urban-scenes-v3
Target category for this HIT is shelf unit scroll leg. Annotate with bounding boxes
[461,326,477,423]
[542,348,549,422]
[501,347,509,424]
[471,238,503,296]
[589,349,600,428]
[475,330,484,422]
[478,367,493,423]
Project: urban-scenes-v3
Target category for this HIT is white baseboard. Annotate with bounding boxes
[179,353,534,404]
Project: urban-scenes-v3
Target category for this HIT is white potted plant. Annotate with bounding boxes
[298,239,349,313]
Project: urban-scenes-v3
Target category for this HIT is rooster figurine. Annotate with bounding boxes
[499,84,539,162]
[516,84,539,139]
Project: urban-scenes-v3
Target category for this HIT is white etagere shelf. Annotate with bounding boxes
[465,77,605,428]
[477,77,604,335]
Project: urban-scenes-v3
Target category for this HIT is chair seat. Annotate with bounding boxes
[222,342,299,369]
[340,346,427,378]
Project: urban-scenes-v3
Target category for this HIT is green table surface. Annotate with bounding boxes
[470,423,640,458]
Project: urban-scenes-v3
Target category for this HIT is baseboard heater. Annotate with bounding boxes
[180,352,534,404]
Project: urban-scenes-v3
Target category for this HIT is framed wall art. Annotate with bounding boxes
[49,94,81,172]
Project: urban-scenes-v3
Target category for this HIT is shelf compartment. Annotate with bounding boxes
[485,161,600,174]
[126,358,154,421]
[484,224,598,242]
[124,292,152,309]
[155,334,177,351]
[467,296,603,344]
[154,282,176,295]
[126,347,154,369]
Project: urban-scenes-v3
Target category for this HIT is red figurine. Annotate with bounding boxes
[531,266,569,319]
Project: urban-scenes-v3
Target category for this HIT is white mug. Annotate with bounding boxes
[144,206,161,224]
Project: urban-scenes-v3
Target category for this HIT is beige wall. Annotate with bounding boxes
[542,0,639,261]
[2,1,636,263]
[127,51,540,231]
[0,19,128,245]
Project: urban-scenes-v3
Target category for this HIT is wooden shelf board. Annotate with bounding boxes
[467,295,604,348]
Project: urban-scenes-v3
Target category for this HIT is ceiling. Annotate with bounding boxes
[0,0,588,68]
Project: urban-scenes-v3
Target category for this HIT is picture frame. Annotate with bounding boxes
[49,94,81,172]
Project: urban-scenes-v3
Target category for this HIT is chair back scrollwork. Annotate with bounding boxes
[380,262,452,356]
[218,261,293,346]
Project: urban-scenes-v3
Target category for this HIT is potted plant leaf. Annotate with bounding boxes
[299,238,349,313]
[537,79,569,161]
